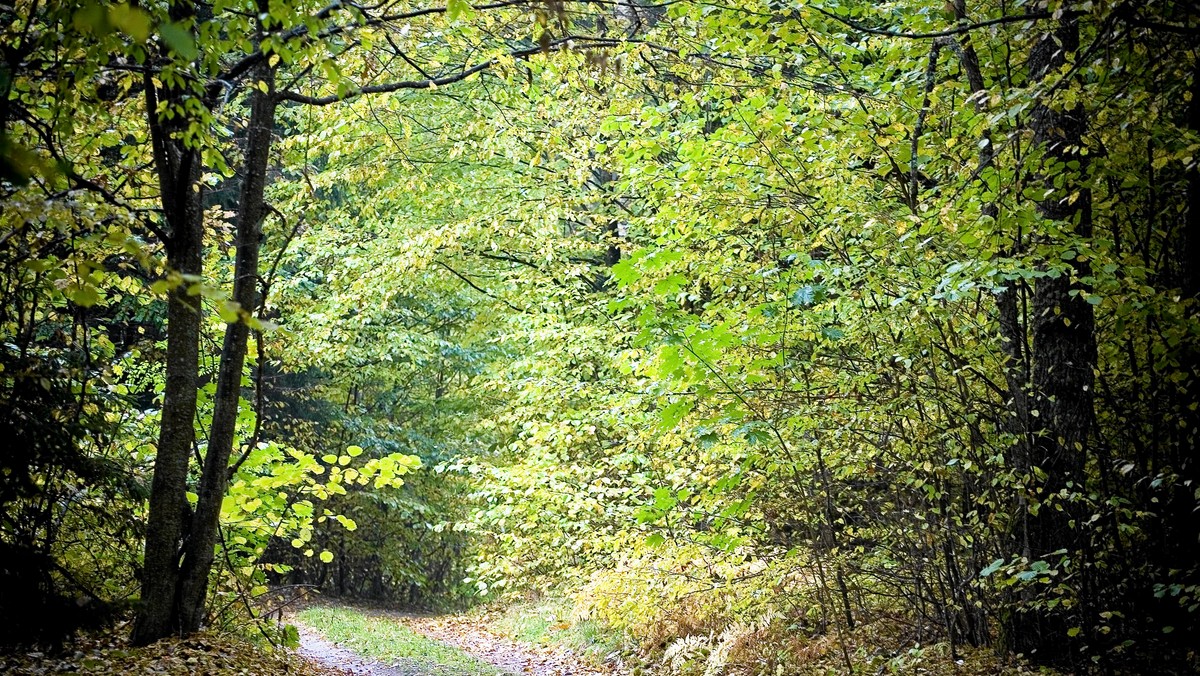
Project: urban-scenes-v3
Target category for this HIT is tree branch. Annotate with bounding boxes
[217,0,538,87]
[810,6,1078,39]
[276,37,614,105]
[435,260,528,313]
[277,61,494,105]
[910,39,944,211]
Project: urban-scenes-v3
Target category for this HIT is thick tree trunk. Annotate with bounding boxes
[175,61,277,633]
[943,4,1035,558]
[1005,17,1097,662]
[131,71,206,645]
[1026,15,1095,558]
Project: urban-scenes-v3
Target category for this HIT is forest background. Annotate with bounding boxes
[1,0,1198,673]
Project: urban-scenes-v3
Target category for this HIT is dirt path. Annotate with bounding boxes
[295,622,428,675]
[295,608,616,676]
[375,610,613,676]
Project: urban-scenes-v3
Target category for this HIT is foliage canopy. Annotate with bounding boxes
[2,0,1198,672]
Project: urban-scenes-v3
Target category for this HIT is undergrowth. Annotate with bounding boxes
[551,551,1048,676]
[490,597,625,661]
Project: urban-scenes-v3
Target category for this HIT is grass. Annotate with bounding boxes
[295,605,502,675]
[490,599,625,661]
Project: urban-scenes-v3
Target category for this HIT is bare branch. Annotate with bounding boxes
[276,37,617,105]
[810,6,1077,39]
[435,260,529,313]
[217,0,537,87]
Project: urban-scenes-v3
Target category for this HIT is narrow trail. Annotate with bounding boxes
[377,610,611,675]
[295,621,427,675]
[295,607,615,676]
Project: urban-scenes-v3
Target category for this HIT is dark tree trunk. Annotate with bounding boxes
[175,60,277,633]
[1004,16,1097,662]
[131,67,206,645]
[586,166,624,290]
[944,2,1035,563]
[1026,15,1095,558]
[132,2,281,639]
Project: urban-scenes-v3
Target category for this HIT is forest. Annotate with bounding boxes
[1,0,1198,673]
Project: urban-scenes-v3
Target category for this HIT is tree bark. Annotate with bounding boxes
[175,59,277,633]
[131,66,206,646]
[1006,16,1097,662]
[1026,15,1095,556]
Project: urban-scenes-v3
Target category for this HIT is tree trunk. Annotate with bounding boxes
[131,68,206,646]
[1027,15,1095,559]
[1005,16,1097,662]
[175,59,277,633]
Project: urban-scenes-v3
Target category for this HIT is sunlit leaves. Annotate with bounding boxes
[221,437,420,578]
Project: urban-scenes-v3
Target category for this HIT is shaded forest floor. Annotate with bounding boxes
[0,621,323,675]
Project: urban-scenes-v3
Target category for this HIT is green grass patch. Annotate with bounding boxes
[296,605,502,675]
[491,599,625,660]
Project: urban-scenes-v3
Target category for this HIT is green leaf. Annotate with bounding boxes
[217,301,242,323]
[980,558,1005,577]
[447,0,472,20]
[654,274,686,296]
[159,22,198,60]
[72,5,110,34]
[791,285,826,307]
[658,399,692,431]
[68,284,101,307]
[611,259,640,286]
[822,326,845,341]
[108,4,152,41]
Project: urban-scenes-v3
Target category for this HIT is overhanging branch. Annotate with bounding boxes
[810,6,1077,39]
[217,0,539,88]
[276,36,619,105]
[435,260,528,313]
